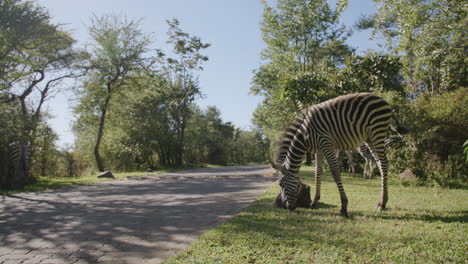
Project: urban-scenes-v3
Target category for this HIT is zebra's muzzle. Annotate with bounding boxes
[285,201,296,211]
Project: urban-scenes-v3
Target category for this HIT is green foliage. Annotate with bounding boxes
[372,0,467,93]
[252,0,353,142]
[74,12,151,172]
[87,13,151,78]
[230,129,270,165]
[0,0,52,90]
[252,0,409,163]
[335,54,404,94]
[166,166,468,264]
[254,0,352,105]
[73,18,266,171]
[30,123,58,177]
[185,106,235,165]
[253,0,466,189]
[151,19,211,166]
[0,0,80,189]
[28,123,93,179]
[386,88,468,186]
[281,71,330,105]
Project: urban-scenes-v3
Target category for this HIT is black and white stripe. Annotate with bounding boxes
[357,144,376,179]
[8,142,31,178]
[271,93,407,216]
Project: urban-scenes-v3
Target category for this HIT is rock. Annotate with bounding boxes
[274,182,311,208]
[97,171,115,179]
[399,169,417,179]
[146,167,154,172]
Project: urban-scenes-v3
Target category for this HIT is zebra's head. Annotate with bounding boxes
[270,161,299,211]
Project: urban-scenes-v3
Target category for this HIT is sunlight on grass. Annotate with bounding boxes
[0,169,172,195]
[0,164,226,195]
[165,166,468,264]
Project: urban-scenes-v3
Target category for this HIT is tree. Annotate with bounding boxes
[0,0,80,188]
[252,0,351,107]
[252,0,351,164]
[31,122,58,177]
[184,105,235,165]
[231,129,270,165]
[156,18,210,166]
[334,53,404,95]
[368,0,467,94]
[73,18,209,170]
[386,87,468,185]
[76,13,151,172]
[116,74,179,168]
[349,0,467,187]
[0,0,52,91]
[203,106,235,165]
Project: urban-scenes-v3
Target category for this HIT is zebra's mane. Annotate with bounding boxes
[273,110,307,165]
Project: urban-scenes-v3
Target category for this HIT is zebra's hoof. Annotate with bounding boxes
[376,202,387,211]
[340,209,349,218]
[310,202,319,209]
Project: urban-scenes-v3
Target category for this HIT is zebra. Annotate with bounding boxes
[357,144,376,179]
[7,142,32,184]
[355,135,406,179]
[335,148,360,177]
[270,93,407,217]
[337,145,376,179]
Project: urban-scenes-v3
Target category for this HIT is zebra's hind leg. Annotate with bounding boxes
[323,148,348,217]
[369,159,376,179]
[364,160,372,179]
[310,153,323,209]
[366,141,389,211]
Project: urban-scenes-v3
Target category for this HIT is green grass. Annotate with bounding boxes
[165,165,468,264]
[0,169,173,195]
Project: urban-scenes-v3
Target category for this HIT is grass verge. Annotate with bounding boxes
[0,168,175,195]
[165,165,468,264]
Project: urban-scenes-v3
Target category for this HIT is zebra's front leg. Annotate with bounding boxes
[310,153,322,209]
[376,156,389,211]
[366,141,388,211]
[324,149,348,217]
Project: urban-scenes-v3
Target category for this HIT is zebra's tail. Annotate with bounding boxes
[392,115,409,135]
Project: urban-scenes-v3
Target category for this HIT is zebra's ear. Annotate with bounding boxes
[268,160,281,170]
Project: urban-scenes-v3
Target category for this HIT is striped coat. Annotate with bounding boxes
[271,93,407,216]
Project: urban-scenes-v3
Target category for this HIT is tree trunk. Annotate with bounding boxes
[94,96,111,172]
[40,160,46,176]
[174,115,187,167]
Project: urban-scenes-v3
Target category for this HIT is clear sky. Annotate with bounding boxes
[36,0,380,148]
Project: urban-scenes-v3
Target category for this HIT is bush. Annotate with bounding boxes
[387,88,468,187]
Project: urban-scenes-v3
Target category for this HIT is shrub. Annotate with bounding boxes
[387,88,468,187]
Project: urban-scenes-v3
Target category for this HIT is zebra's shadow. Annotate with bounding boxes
[310,202,338,209]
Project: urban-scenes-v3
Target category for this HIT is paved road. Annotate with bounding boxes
[0,165,276,264]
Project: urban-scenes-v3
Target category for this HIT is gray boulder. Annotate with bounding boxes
[97,171,115,179]
[399,169,417,179]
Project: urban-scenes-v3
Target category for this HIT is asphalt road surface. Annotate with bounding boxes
[0,165,276,264]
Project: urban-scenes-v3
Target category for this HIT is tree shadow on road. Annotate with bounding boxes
[0,175,276,263]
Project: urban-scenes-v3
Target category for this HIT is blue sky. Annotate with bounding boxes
[37,0,380,147]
